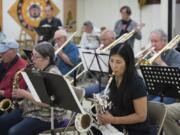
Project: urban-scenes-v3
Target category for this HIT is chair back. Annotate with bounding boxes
[147,101,167,135]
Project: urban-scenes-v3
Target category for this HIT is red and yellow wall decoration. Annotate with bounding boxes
[8,0,60,40]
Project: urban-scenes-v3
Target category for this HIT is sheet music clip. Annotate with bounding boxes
[140,65,180,101]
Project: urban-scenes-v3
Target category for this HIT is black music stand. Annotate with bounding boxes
[140,65,180,102]
[35,24,59,43]
[80,49,109,91]
[21,70,84,135]
[23,49,32,63]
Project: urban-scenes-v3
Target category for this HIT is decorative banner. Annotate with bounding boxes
[0,0,2,31]
[64,0,77,32]
[8,0,60,40]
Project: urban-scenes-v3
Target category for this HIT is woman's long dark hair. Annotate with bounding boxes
[109,43,137,110]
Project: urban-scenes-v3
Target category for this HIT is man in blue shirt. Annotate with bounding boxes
[54,29,79,75]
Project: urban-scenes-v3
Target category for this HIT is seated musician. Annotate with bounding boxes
[164,103,180,135]
[85,29,116,97]
[0,39,27,102]
[54,29,79,75]
[0,42,66,135]
[79,21,100,50]
[148,29,180,104]
[97,43,152,135]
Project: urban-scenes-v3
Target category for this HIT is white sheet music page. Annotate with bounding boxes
[21,71,41,103]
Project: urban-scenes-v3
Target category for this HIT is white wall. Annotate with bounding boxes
[2,0,168,53]
[175,4,180,35]
[2,0,63,40]
[76,0,163,53]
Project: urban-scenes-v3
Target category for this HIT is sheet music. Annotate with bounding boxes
[21,71,41,102]
[80,49,109,73]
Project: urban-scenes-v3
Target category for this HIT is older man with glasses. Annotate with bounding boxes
[54,29,79,75]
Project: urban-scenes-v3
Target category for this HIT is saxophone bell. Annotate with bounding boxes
[0,98,12,112]
[75,113,93,132]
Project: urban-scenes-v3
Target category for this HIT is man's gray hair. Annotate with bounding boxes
[150,29,167,43]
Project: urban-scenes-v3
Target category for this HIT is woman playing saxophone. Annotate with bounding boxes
[97,43,152,135]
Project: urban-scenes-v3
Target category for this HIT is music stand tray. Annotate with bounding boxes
[140,65,180,100]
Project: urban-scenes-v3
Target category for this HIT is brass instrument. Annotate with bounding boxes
[135,46,155,67]
[63,23,144,83]
[0,64,33,111]
[55,31,78,55]
[74,74,114,133]
[12,69,25,107]
[90,73,114,122]
[102,23,145,52]
[75,113,93,132]
[0,69,23,111]
[0,98,12,112]
[140,35,180,65]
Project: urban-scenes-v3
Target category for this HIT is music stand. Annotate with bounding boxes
[80,49,109,91]
[21,69,85,135]
[23,49,32,63]
[35,24,59,43]
[140,65,180,102]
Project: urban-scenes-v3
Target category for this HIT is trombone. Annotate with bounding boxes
[65,23,145,84]
[139,34,180,65]
[55,31,78,55]
[135,46,156,67]
[102,23,145,52]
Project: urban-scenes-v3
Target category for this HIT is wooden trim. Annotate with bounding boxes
[63,0,77,32]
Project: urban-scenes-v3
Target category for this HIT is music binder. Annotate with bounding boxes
[140,65,180,100]
[21,69,84,114]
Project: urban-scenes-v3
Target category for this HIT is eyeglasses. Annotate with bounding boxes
[54,36,65,42]
[31,54,43,60]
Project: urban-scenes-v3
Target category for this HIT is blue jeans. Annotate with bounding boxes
[148,95,176,104]
[85,83,105,97]
[0,108,56,135]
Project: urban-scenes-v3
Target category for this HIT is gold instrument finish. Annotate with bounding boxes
[0,68,25,111]
[140,35,180,65]
[12,69,24,107]
[75,113,93,133]
[102,23,145,52]
[135,46,155,67]
[0,98,12,111]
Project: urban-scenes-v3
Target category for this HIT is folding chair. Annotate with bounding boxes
[147,101,167,135]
